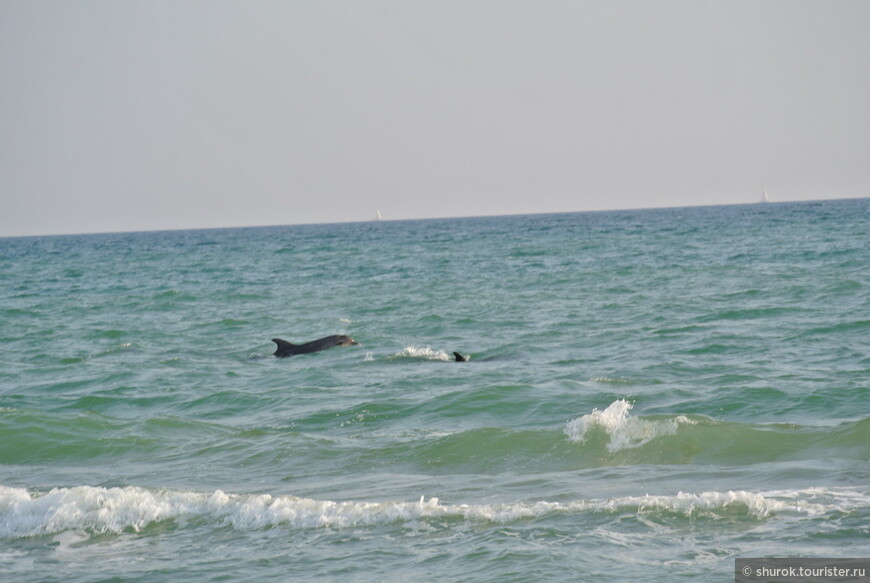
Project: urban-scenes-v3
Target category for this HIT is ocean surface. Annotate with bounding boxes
[1,199,868,582]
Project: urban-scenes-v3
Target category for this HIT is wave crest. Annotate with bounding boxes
[565,399,695,451]
[2,485,862,539]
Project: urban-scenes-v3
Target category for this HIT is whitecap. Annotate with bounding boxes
[564,399,695,451]
[395,346,451,361]
[2,485,862,539]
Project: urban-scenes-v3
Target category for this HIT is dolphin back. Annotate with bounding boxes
[272,335,357,357]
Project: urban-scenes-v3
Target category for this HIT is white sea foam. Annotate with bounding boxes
[1,485,863,539]
[565,399,695,451]
[396,346,452,361]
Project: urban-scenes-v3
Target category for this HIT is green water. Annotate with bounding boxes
[1,200,868,581]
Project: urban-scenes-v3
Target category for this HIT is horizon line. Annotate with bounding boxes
[2,195,866,240]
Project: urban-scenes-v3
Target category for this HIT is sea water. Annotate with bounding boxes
[1,199,868,582]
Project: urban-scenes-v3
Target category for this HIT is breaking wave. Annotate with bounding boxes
[565,399,696,451]
[2,485,863,539]
[562,400,870,465]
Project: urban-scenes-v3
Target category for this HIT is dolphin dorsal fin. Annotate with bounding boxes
[453,352,467,362]
[272,338,296,356]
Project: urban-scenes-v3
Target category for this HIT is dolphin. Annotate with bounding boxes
[453,352,468,362]
[272,335,358,357]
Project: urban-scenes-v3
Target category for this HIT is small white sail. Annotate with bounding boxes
[761,187,770,203]
[375,209,383,221]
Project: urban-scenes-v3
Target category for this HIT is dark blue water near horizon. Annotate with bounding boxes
[1,198,868,582]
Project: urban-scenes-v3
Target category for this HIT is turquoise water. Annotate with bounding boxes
[1,199,868,582]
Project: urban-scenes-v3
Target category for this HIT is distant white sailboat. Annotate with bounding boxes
[375,209,383,221]
[760,187,770,203]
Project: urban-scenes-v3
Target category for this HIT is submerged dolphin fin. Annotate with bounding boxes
[453,351,467,362]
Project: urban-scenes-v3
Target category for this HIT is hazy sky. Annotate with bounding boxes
[2,0,869,236]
